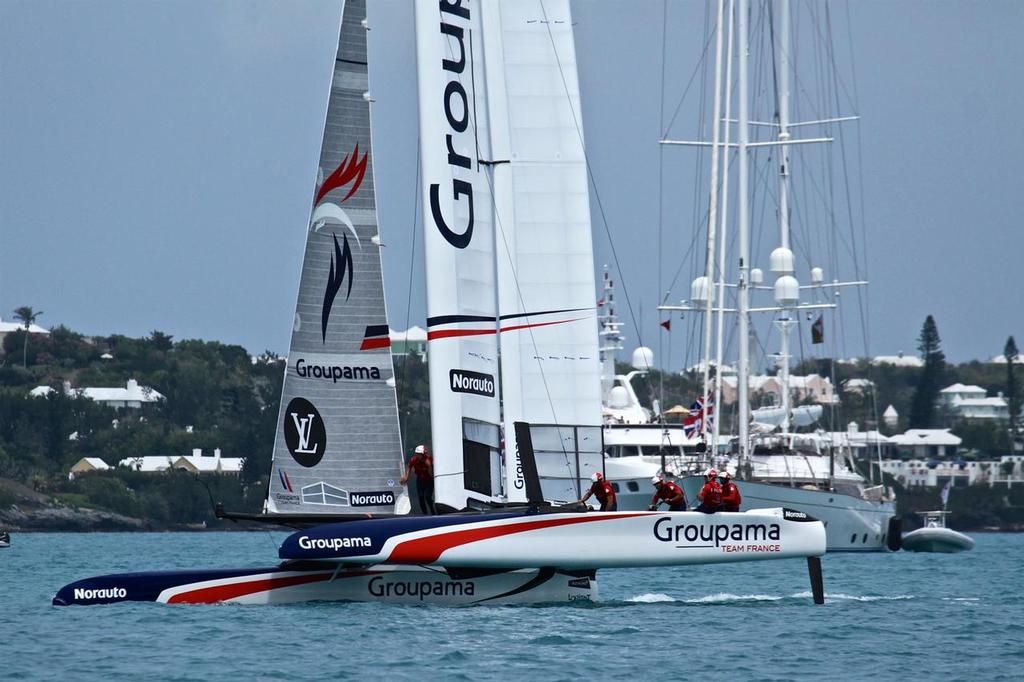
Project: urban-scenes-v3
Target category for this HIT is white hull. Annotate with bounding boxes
[901,527,974,553]
[681,477,896,552]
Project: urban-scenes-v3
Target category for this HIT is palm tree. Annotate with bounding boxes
[12,306,43,367]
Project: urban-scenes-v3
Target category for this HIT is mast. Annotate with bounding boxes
[737,0,751,470]
[775,0,794,435]
[712,0,736,453]
[700,0,727,442]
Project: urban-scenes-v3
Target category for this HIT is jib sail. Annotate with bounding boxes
[267,0,405,515]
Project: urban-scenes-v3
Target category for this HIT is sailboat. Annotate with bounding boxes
[655,0,899,551]
[53,0,826,607]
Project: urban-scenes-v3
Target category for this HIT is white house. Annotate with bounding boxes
[119,448,244,475]
[990,354,1024,365]
[30,379,164,409]
[940,383,1009,420]
[889,429,962,458]
[0,317,49,346]
[880,458,988,488]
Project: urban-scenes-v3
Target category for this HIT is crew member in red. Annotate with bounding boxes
[719,470,742,512]
[400,444,435,515]
[695,468,723,513]
[578,472,617,511]
[648,476,687,511]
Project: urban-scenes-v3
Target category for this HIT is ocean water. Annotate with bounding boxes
[2,532,1022,681]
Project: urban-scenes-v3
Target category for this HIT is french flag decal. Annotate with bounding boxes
[278,469,293,492]
[360,324,391,351]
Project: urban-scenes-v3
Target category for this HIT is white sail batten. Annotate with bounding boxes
[416,0,504,509]
[267,0,405,515]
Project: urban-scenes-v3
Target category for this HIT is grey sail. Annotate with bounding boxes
[267,0,405,515]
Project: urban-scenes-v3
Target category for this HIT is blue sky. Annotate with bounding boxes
[2,1,1022,367]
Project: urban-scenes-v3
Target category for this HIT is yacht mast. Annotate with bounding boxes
[775,0,795,435]
[712,0,736,453]
[700,0,727,442]
[737,0,751,469]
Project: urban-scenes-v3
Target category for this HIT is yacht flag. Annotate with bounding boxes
[811,314,824,344]
[683,395,714,438]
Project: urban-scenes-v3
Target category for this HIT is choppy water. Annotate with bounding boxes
[2,532,1022,681]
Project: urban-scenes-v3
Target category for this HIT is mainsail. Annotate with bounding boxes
[417,0,602,508]
[488,0,603,501]
[267,0,404,515]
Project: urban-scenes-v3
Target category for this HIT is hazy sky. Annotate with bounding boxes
[2,1,1022,368]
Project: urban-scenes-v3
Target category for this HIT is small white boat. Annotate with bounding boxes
[902,511,973,553]
[0,530,10,548]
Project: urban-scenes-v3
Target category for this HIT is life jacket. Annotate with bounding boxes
[721,481,741,511]
[655,481,686,506]
[699,480,723,508]
[410,454,433,481]
[593,480,617,508]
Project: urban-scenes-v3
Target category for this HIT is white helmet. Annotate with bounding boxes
[651,475,663,485]
[705,468,718,479]
[719,470,732,480]
[591,472,604,483]
[414,444,427,455]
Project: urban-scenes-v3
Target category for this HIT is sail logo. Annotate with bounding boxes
[449,369,495,397]
[312,144,368,343]
[295,358,382,382]
[283,397,327,468]
[430,0,475,250]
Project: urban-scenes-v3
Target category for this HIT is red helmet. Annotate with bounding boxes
[705,468,718,479]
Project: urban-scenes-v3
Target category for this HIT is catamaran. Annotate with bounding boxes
[54,0,826,607]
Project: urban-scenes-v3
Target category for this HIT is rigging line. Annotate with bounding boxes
[397,140,422,451]
[537,0,646,354]
[662,16,719,138]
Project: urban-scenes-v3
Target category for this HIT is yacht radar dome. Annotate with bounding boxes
[750,268,764,285]
[810,267,824,284]
[769,247,795,276]
[774,275,800,306]
[632,346,654,372]
[690,276,711,305]
[608,385,630,409]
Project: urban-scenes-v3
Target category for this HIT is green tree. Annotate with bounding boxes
[12,306,43,367]
[149,330,174,352]
[909,315,945,428]
[1006,336,1020,439]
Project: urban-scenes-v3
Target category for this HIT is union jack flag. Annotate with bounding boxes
[683,395,715,438]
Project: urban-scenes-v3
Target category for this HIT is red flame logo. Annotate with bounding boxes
[315,144,368,206]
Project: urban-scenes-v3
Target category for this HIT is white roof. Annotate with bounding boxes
[120,455,177,472]
[883,404,899,418]
[74,457,111,470]
[845,378,874,388]
[390,326,427,342]
[889,429,962,447]
[941,383,986,395]
[721,374,830,390]
[119,454,244,473]
[826,430,891,446]
[0,318,49,334]
[872,354,924,367]
[990,354,1024,364]
[30,379,163,404]
[176,454,245,473]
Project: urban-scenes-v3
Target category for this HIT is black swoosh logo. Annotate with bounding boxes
[321,233,354,343]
